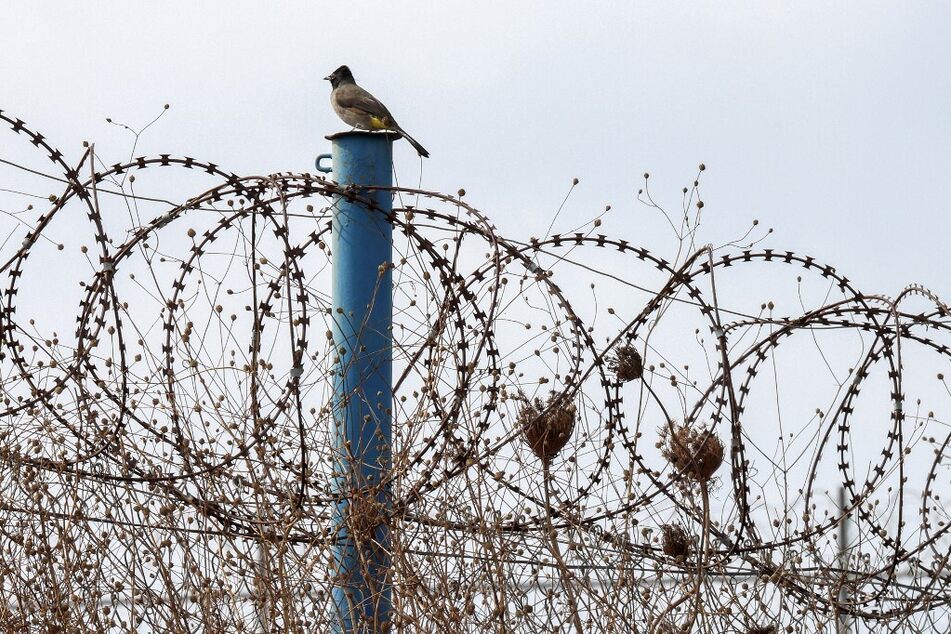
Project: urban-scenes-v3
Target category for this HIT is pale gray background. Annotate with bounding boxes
[2,1,948,297]
[1,4,949,629]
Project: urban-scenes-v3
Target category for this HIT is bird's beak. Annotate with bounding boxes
[323,75,332,81]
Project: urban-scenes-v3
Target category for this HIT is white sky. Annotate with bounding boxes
[3,1,949,298]
[2,5,950,627]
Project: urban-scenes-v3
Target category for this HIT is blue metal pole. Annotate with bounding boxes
[328,131,395,633]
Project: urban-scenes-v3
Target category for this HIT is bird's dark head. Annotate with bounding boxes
[324,65,355,88]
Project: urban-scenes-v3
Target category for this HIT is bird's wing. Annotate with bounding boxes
[334,85,394,121]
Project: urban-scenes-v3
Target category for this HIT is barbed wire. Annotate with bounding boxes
[0,108,949,632]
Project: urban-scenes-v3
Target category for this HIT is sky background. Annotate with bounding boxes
[1,5,949,626]
[2,1,949,299]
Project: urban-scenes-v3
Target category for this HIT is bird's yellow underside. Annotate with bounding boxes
[369,116,388,130]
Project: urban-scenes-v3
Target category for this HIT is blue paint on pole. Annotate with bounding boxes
[328,131,395,633]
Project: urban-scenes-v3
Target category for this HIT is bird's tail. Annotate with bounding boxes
[395,126,429,158]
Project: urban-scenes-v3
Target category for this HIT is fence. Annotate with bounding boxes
[0,108,949,632]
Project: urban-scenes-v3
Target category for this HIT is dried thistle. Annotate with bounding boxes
[658,422,724,482]
[661,524,690,561]
[610,344,643,382]
[346,494,387,544]
[517,395,576,462]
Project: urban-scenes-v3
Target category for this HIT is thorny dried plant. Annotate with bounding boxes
[517,394,577,463]
[658,422,724,483]
[610,343,644,382]
[661,524,690,561]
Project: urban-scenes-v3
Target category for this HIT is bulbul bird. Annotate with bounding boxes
[325,65,430,158]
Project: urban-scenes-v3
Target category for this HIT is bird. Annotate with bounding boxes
[324,65,430,158]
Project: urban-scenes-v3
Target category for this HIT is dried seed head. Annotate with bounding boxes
[659,422,724,482]
[345,494,386,545]
[517,395,576,462]
[747,626,777,634]
[661,524,690,560]
[610,344,643,382]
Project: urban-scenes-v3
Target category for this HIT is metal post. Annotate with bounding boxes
[327,131,395,633]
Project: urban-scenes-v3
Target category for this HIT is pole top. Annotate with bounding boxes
[325,130,402,143]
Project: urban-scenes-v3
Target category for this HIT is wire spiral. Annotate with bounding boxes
[0,109,949,632]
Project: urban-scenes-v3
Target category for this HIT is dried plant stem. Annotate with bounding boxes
[682,482,711,632]
[543,461,585,634]
[650,481,711,634]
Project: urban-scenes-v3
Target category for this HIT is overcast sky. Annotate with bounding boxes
[2,1,949,298]
[3,6,950,619]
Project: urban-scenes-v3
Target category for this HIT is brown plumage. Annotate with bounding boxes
[324,65,430,158]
